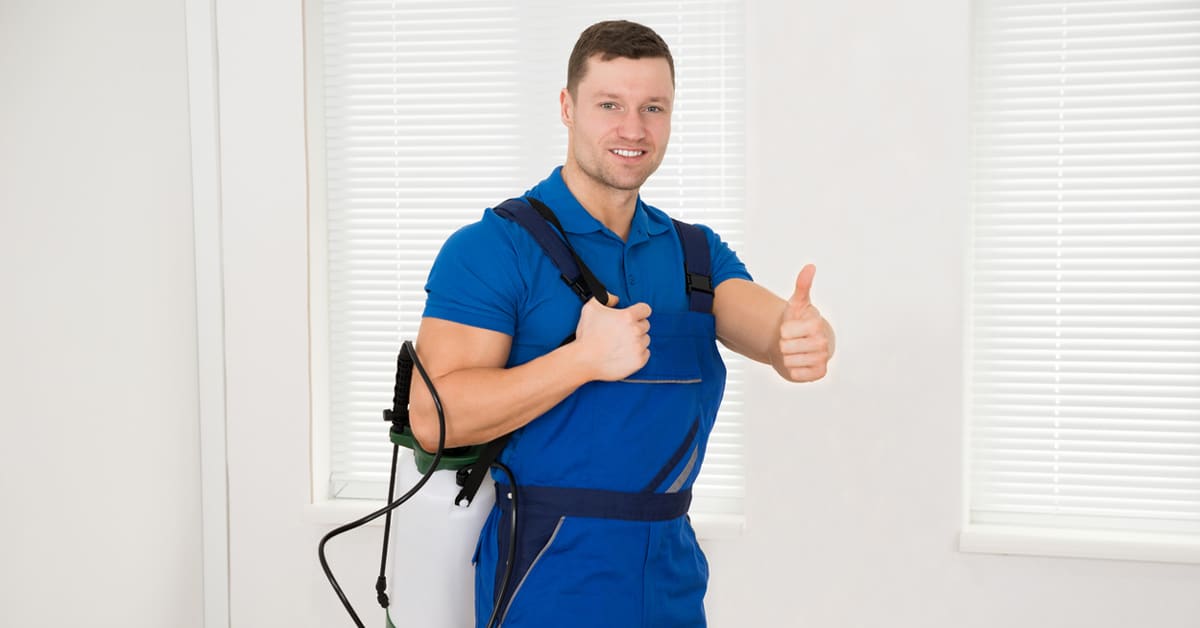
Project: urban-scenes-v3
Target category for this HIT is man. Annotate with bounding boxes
[409,20,835,628]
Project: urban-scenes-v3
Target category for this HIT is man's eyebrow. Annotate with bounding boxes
[594,92,672,104]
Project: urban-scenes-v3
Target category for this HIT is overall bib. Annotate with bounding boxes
[473,198,727,628]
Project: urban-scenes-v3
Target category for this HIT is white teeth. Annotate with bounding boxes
[612,149,643,158]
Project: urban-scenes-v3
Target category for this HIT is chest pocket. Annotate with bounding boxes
[620,311,713,384]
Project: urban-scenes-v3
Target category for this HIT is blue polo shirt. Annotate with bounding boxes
[423,167,751,366]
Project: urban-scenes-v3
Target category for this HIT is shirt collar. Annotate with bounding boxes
[527,166,672,241]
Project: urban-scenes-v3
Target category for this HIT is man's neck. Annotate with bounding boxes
[561,161,639,241]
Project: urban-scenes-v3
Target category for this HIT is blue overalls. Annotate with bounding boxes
[422,168,746,628]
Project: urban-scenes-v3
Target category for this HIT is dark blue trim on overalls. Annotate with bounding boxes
[491,484,693,622]
[642,417,701,493]
[496,483,692,522]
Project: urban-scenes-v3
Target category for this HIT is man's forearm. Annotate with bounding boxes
[408,341,592,450]
[714,278,788,365]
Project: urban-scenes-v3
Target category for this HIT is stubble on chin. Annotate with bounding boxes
[591,157,657,192]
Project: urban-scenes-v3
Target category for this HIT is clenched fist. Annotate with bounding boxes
[574,294,652,382]
[775,264,834,382]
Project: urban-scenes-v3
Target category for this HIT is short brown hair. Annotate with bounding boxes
[567,20,675,97]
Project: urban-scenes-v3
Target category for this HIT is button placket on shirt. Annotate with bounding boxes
[622,218,653,300]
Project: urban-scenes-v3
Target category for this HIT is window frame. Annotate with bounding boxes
[960,0,1200,565]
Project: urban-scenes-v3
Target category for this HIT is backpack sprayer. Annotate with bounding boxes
[317,340,519,628]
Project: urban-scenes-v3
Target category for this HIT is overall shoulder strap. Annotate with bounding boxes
[457,197,610,507]
[493,197,609,306]
[670,219,714,314]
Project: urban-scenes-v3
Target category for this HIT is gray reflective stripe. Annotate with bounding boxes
[499,516,566,627]
[619,378,702,384]
[666,445,699,494]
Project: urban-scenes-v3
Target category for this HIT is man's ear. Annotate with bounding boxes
[560,87,574,128]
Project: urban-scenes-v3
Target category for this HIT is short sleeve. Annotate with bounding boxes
[697,223,753,287]
[422,211,523,336]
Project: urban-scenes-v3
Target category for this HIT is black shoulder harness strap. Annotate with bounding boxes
[453,196,713,506]
[493,197,610,306]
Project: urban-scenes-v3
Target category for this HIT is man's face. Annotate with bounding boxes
[561,54,674,193]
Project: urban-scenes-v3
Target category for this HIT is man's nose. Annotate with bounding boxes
[616,110,646,140]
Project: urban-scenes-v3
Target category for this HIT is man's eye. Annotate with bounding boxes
[600,102,617,110]
[646,106,663,113]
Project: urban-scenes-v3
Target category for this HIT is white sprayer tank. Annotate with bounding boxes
[385,450,495,628]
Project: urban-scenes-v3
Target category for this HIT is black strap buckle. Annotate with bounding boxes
[686,272,713,295]
[565,275,590,300]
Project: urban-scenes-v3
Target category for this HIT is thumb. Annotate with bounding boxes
[787,264,816,315]
[604,292,619,307]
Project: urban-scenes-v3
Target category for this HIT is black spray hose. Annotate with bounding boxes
[486,461,517,628]
[376,442,401,607]
[317,341,445,628]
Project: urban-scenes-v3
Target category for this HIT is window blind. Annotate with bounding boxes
[969,0,1200,537]
[312,0,747,515]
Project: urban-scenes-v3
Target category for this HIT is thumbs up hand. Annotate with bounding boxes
[775,264,834,382]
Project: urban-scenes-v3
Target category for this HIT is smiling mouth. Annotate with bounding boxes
[611,149,646,158]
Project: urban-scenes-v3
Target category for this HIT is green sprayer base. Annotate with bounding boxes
[390,428,484,474]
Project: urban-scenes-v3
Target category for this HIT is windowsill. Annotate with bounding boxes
[959,523,1200,565]
[307,498,746,541]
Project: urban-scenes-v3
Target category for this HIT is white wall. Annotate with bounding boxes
[214,1,1200,627]
[703,2,1200,627]
[214,1,316,625]
[0,1,204,627]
